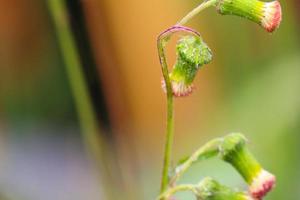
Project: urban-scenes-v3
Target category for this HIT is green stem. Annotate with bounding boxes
[158,184,197,200]
[158,36,175,193]
[177,0,218,26]
[158,0,217,195]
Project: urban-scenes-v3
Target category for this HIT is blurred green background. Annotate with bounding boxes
[0,0,299,199]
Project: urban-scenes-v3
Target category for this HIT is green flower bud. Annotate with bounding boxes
[162,35,212,97]
[220,133,276,199]
[196,177,254,200]
[217,0,282,32]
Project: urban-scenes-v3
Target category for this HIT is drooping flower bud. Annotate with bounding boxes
[217,0,282,32]
[196,177,254,200]
[220,133,276,199]
[162,35,212,97]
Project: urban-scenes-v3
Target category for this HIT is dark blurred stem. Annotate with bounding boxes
[47,0,113,199]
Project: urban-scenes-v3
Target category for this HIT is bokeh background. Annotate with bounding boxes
[0,0,299,199]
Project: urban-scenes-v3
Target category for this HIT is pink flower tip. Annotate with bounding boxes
[161,79,194,97]
[249,170,276,199]
[261,0,282,32]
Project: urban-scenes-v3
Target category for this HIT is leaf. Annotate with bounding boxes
[175,138,222,174]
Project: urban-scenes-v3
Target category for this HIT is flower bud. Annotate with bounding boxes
[162,35,212,97]
[217,0,282,32]
[220,133,276,199]
[196,177,254,200]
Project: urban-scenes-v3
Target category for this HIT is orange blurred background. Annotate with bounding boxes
[0,0,299,199]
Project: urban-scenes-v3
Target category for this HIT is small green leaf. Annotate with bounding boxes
[176,148,219,171]
[175,138,222,175]
[177,156,190,166]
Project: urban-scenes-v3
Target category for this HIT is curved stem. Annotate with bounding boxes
[177,0,218,26]
[157,32,174,194]
[157,184,197,200]
[158,26,202,194]
[158,0,216,192]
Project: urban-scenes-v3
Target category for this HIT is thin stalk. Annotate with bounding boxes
[177,0,218,26]
[170,138,222,184]
[158,34,175,194]
[47,0,113,199]
[157,184,197,200]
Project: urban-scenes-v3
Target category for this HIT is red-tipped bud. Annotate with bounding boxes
[261,1,282,32]
[162,79,194,97]
[220,133,276,199]
[217,0,282,32]
[249,169,276,199]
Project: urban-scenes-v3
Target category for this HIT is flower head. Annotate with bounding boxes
[220,133,276,199]
[249,169,276,199]
[161,78,194,97]
[261,1,282,32]
[162,35,212,97]
[217,0,282,32]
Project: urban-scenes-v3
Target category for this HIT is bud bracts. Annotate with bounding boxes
[162,35,212,97]
[261,1,282,32]
[249,169,276,199]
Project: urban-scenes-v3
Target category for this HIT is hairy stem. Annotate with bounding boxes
[177,0,218,26]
